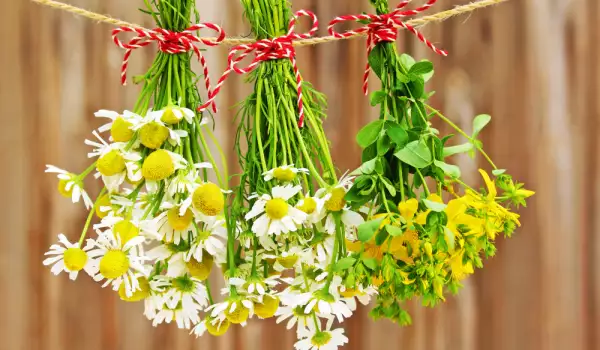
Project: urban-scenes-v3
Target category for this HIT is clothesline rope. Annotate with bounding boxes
[31,0,507,47]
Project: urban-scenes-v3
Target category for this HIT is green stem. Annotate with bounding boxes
[78,188,107,246]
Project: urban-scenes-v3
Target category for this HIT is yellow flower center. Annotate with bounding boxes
[186,255,213,281]
[311,331,333,347]
[161,107,183,125]
[225,302,250,324]
[192,183,224,216]
[273,167,296,181]
[119,277,150,302]
[253,295,280,319]
[139,122,169,149]
[111,117,134,143]
[63,248,88,272]
[206,317,230,336]
[114,220,139,246]
[265,198,289,220]
[167,207,193,231]
[325,187,346,212]
[142,150,175,181]
[298,197,317,214]
[276,255,298,269]
[57,178,73,198]
[95,193,112,218]
[97,150,126,176]
[99,250,130,279]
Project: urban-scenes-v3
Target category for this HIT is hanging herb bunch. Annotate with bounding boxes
[341,0,535,325]
[44,0,232,330]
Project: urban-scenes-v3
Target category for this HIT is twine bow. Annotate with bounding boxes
[112,23,226,112]
[328,0,448,95]
[199,10,319,127]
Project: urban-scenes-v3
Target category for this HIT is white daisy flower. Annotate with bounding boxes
[88,232,149,297]
[94,213,159,243]
[296,194,326,226]
[160,275,209,311]
[147,243,188,278]
[153,202,195,244]
[142,150,188,187]
[85,131,142,192]
[179,181,227,222]
[191,315,229,337]
[166,165,212,199]
[245,185,307,237]
[185,217,227,262]
[95,109,142,143]
[312,234,335,264]
[263,164,309,182]
[207,298,254,325]
[131,111,188,147]
[143,278,171,320]
[303,291,353,323]
[294,321,348,350]
[275,303,319,336]
[152,106,196,125]
[316,176,364,236]
[43,234,97,280]
[45,165,93,209]
[151,298,201,329]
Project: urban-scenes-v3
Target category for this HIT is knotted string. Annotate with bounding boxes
[113,23,226,112]
[328,0,448,95]
[199,10,319,128]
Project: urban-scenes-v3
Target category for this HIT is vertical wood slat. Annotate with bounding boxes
[0,0,597,350]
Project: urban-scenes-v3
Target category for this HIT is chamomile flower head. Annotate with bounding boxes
[245,185,307,237]
[294,321,348,350]
[154,106,196,125]
[160,275,209,311]
[147,241,190,278]
[45,165,93,209]
[185,217,227,263]
[263,164,309,182]
[275,302,319,336]
[131,111,188,148]
[154,202,195,244]
[192,316,230,337]
[303,288,353,323]
[95,109,141,143]
[151,298,201,329]
[179,181,227,220]
[43,234,97,280]
[296,194,326,226]
[142,149,187,182]
[208,298,254,325]
[94,212,158,243]
[88,232,149,297]
[166,165,212,199]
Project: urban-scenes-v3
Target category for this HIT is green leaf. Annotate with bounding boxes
[362,258,378,270]
[423,199,447,212]
[394,140,433,169]
[386,225,404,237]
[408,78,425,98]
[370,91,387,106]
[492,169,506,176]
[409,61,434,76]
[400,54,416,69]
[358,218,384,242]
[434,160,461,178]
[386,124,409,148]
[334,257,357,272]
[443,143,473,157]
[357,120,385,148]
[368,45,384,78]
[472,114,492,139]
[380,177,396,197]
[375,227,389,245]
[359,158,378,175]
[377,134,392,156]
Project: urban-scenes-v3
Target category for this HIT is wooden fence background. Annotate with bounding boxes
[1,0,598,349]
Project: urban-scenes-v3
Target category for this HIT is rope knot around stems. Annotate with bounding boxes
[199,10,319,128]
[328,0,448,95]
[112,23,226,112]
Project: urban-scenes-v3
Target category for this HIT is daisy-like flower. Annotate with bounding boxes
[147,242,189,278]
[263,164,309,182]
[303,288,353,323]
[166,164,212,199]
[275,303,319,336]
[143,278,171,320]
[294,321,348,350]
[45,165,93,209]
[230,275,281,297]
[85,131,142,192]
[94,212,159,246]
[43,234,97,280]
[159,275,209,311]
[207,297,254,325]
[192,315,230,337]
[151,298,201,329]
[88,232,149,297]
[130,110,188,149]
[95,109,142,143]
[317,176,364,235]
[296,194,326,226]
[180,182,226,222]
[185,217,227,262]
[153,202,196,245]
[152,106,196,125]
[245,185,307,237]
[141,149,187,183]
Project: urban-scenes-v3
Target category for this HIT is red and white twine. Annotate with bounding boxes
[198,10,319,128]
[112,23,226,112]
[328,0,448,95]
